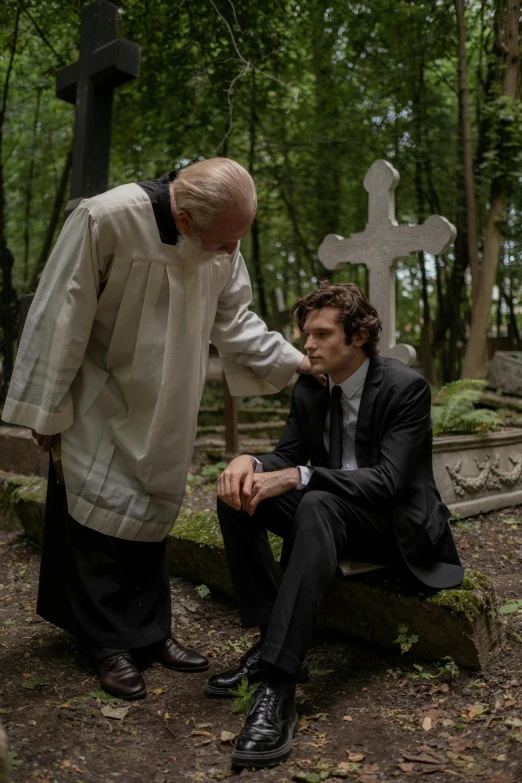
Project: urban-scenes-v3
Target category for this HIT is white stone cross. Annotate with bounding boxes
[318,160,457,365]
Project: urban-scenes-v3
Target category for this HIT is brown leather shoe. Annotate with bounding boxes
[96,652,147,700]
[157,637,209,672]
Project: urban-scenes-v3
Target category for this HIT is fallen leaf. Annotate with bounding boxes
[422,717,432,731]
[403,752,443,765]
[191,729,213,737]
[60,761,71,769]
[197,722,213,728]
[221,730,236,743]
[101,704,129,720]
[89,690,123,705]
[346,752,365,762]
[22,676,45,690]
[343,715,353,721]
[467,702,490,719]
[152,688,164,695]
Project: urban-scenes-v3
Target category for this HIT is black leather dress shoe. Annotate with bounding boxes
[205,641,308,697]
[96,653,146,700]
[231,682,298,768]
[157,637,209,672]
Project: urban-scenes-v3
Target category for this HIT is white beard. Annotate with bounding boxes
[176,233,227,265]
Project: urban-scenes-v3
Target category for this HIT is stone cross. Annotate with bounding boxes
[318,160,457,365]
[56,0,140,215]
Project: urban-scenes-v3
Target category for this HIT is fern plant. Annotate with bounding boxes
[431,379,503,436]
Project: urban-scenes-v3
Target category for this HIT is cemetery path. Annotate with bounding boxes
[1,504,522,783]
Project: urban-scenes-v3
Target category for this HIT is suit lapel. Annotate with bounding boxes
[309,385,330,466]
[354,356,384,468]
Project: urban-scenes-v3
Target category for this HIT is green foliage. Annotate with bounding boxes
[394,624,418,654]
[8,750,22,768]
[1,0,522,383]
[432,380,503,436]
[194,583,211,598]
[480,96,522,181]
[230,674,259,715]
[408,663,432,680]
[406,656,459,681]
[200,462,228,482]
[437,656,460,679]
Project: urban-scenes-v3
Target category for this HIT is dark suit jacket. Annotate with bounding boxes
[258,355,464,589]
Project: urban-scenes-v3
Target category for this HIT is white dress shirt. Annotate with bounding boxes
[254,357,370,488]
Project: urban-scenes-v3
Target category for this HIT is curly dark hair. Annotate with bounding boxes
[290,281,382,357]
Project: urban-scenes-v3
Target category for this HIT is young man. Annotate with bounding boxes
[2,158,316,700]
[210,281,463,769]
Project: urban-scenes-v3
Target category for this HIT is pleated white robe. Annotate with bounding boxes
[3,184,303,541]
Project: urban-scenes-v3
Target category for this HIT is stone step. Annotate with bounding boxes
[169,510,502,671]
[198,406,288,426]
[0,473,501,671]
[0,425,48,477]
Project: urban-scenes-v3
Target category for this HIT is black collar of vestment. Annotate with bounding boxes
[137,170,180,246]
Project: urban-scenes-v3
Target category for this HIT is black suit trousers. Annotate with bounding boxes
[217,488,400,676]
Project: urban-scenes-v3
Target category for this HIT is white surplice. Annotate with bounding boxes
[2,184,303,541]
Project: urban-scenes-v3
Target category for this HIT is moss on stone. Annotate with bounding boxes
[0,475,46,533]
[171,508,284,559]
[428,569,496,621]
[171,509,223,548]
[10,478,47,506]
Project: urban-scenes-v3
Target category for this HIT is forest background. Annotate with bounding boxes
[0,0,521,386]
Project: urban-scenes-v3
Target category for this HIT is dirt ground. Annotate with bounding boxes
[2,498,522,783]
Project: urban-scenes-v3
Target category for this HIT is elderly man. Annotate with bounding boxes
[2,157,311,699]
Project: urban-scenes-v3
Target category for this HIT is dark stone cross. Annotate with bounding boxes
[14,0,141,343]
[56,0,140,215]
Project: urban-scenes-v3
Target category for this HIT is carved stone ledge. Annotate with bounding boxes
[433,428,522,518]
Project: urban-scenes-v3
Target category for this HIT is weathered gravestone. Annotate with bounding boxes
[488,351,522,398]
[318,159,457,366]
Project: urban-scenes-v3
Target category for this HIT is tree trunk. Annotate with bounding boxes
[310,0,339,279]
[0,5,21,258]
[454,0,480,300]
[504,279,520,348]
[412,34,437,385]
[30,146,73,290]
[461,0,520,378]
[247,75,267,318]
[22,87,42,286]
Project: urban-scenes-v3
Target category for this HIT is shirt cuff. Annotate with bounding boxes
[251,457,264,473]
[297,465,313,490]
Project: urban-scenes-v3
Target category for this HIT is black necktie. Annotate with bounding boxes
[328,384,343,469]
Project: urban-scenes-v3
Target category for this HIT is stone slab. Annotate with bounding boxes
[0,425,48,477]
[0,475,504,670]
[433,429,522,518]
[168,510,501,670]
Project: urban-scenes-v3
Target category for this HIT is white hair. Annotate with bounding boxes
[172,157,257,234]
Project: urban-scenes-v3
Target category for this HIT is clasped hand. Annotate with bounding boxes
[31,430,57,452]
[217,454,300,516]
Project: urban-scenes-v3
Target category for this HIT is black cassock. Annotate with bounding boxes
[37,173,180,659]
